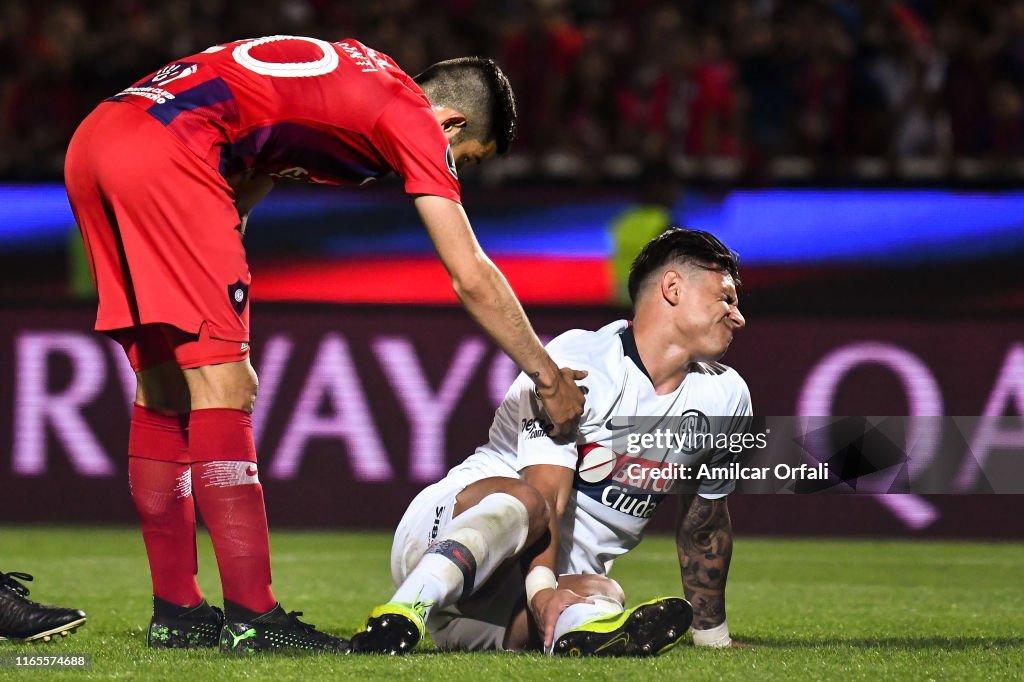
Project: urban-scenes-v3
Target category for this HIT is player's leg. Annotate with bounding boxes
[180,354,270,616]
[66,104,225,649]
[176,341,347,654]
[547,574,692,657]
[352,477,548,654]
[391,476,549,609]
[114,326,224,649]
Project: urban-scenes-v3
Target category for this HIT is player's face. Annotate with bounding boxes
[450,138,498,168]
[673,268,745,362]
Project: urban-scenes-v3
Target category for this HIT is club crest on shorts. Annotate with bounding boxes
[228,280,249,315]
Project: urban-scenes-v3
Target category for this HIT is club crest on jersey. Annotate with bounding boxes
[676,409,712,454]
[228,280,249,315]
[446,145,458,178]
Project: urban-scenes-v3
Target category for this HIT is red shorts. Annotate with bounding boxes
[64,101,251,370]
[111,323,250,372]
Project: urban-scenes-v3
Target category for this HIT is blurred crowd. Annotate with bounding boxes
[2,0,1023,182]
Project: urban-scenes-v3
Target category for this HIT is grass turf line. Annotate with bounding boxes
[0,527,1021,680]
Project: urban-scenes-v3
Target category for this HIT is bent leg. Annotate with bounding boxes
[355,476,548,654]
[390,477,548,613]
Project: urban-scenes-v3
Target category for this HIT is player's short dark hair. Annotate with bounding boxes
[414,57,517,154]
[628,227,741,305]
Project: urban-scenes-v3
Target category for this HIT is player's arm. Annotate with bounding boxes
[415,194,586,436]
[226,170,275,236]
[520,463,589,650]
[675,494,735,647]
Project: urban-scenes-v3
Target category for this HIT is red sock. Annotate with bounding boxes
[128,405,201,608]
[189,408,276,613]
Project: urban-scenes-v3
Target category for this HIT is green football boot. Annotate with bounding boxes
[219,601,349,654]
[350,600,428,655]
[148,597,223,648]
[552,597,693,657]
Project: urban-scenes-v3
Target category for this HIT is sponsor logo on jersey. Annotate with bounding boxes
[430,505,445,541]
[604,417,632,431]
[575,443,668,518]
[150,62,199,87]
[521,417,551,440]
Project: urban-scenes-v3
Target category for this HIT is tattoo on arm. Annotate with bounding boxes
[676,495,733,630]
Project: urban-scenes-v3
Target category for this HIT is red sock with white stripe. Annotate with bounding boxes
[128,405,202,608]
[189,408,276,614]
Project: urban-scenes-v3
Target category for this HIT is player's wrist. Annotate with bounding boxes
[692,620,731,648]
[525,566,558,609]
[529,360,561,394]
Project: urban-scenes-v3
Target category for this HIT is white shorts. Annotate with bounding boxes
[391,469,525,652]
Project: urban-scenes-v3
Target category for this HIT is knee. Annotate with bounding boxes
[238,367,259,413]
[186,362,259,413]
[506,482,549,544]
[215,370,258,413]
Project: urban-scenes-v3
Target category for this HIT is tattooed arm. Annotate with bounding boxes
[676,494,734,642]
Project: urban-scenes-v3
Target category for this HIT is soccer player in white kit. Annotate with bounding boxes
[352,228,749,655]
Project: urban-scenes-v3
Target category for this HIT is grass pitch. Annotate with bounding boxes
[0,527,1021,680]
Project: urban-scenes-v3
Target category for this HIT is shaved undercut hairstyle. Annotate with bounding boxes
[414,57,518,154]
[628,227,741,306]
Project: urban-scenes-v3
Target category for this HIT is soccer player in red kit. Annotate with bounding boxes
[64,35,587,654]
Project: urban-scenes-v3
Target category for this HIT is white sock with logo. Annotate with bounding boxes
[548,594,624,653]
[391,493,530,619]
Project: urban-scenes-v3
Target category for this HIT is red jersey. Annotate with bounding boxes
[106,35,461,202]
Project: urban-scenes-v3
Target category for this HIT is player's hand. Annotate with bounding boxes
[530,587,592,651]
[535,367,588,439]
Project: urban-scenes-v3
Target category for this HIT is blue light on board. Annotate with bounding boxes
[681,190,1024,264]
[0,185,77,247]
[3,184,1022,263]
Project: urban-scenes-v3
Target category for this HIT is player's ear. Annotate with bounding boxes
[660,269,682,305]
[430,106,466,135]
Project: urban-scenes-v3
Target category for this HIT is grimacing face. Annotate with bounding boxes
[673,267,746,362]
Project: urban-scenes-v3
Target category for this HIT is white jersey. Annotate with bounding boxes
[444,320,752,576]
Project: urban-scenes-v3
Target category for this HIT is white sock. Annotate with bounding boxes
[548,594,624,653]
[391,493,529,619]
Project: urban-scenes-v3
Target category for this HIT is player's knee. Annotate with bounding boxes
[506,482,549,543]
[185,361,259,412]
[242,366,259,413]
[213,368,258,412]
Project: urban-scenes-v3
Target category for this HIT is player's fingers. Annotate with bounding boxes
[570,369,589,381]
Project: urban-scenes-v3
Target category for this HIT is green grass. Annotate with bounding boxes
[1,527,1022,680]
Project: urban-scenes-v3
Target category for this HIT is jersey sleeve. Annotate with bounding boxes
[513,374,581,471]
[696,371,753,499]
[371,96,462,203]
